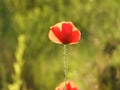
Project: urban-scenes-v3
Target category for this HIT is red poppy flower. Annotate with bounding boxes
[48,21,81,44]
[55,81,78,90]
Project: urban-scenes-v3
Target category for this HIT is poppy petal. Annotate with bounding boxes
[66,82,72,90]
[61,23,73,43]
[62,23,73,33]
[48,29,62,44]
[70,30,81,44]
[72,88,78,90]
[55,81,78,90]
[49,21,81,44]
[62,23,73,37]
[49,26,63,44]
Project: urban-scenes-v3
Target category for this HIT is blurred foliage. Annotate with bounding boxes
[0,0,120,90]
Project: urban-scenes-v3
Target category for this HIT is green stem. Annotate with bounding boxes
[63,45,68,90]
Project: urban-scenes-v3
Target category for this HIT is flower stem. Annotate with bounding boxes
[63,45,68,90]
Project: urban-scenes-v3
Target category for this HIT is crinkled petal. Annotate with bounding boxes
[55,81,78,90]
[72,88,78,90]
[66,82,72,90]
[49,26,63,44]
[69,30,81,44]
[49,21,81,44]
[61,23,73,44]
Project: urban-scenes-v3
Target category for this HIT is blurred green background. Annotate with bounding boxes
[0,0,120,90]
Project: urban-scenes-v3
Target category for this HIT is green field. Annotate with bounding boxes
[0,0,120,90]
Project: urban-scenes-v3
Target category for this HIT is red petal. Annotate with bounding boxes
[72,88,78,90]
[51,26,63,43]
[61,23,73,44]
[62,23,73,33]
[70,30,80,44]
[66,82,72,90]
[55,81,78,90]
[49,21,81,44]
